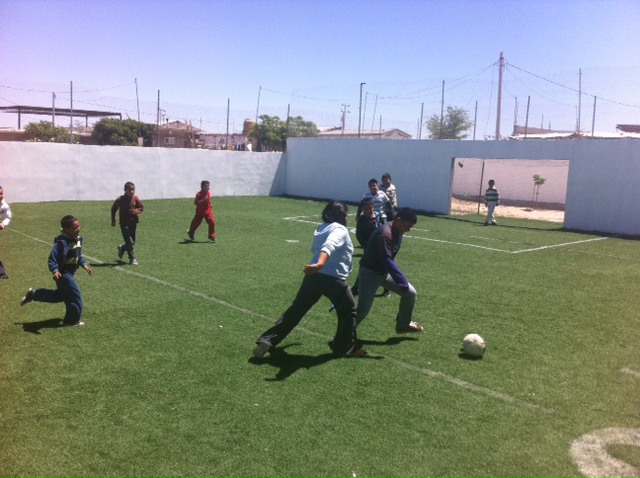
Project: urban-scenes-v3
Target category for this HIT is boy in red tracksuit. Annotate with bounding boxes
[187,180,216,242]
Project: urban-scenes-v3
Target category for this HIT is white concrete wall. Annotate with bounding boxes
[0,142,285,202]
[2,139,639,236]
[286,138,640,236]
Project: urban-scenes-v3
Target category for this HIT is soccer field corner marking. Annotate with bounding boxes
[570,427,640,477]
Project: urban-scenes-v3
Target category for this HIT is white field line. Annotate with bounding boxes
[284,215,610,254]
[12,226,553,414]
[620,368,640,379]
[511,236,610,254]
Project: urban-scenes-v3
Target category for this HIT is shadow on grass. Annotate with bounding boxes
[458,352,484,361]
[359,336,419,346]
[15,318,63,335]
[249,343,383,381]
[178,239,214,245]
[90,262,123,268]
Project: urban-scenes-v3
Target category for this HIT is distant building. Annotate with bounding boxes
[616,124,640,134]
[197,118,255,150]
[509,124,640,140]
[152,120,204,148]
[317,126,412,139]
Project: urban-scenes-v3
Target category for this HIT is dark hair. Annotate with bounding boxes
[201,180,210,188]
[395,207,417,225]
[368,178,378,186]
[360,198,373,207]
[60,215,78,229]
[322,201,349,226]
[381,173,392,181]
[124,181,135,190]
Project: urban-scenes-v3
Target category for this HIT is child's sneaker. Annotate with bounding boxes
[253,340,272,359]
[395,321,424,334]
[117,245,125,259]
[62,321,85,327]
[187,231,195,241]
[130,258,139,266]
[209,236,216,242]
[20,288,34,306]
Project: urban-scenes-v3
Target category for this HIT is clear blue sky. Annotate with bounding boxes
[1,0,639,136]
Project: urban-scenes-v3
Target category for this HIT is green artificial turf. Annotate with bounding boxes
[0,196,638,477]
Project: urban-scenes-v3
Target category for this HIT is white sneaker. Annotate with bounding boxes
[129,259,139,266]
[62,321,85,327]
[20,288,34,306]
[396,321,424,334]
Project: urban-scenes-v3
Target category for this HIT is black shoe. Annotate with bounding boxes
[209,237,216,242]
[187,231,195,241]
[117,245,125,259]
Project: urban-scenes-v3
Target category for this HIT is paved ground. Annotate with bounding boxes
[450,197,564,223]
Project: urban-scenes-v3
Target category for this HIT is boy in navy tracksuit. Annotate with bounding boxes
[20,215,93,327]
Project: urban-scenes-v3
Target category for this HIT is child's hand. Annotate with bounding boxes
[84,265,93,276]
[53,272,62,281]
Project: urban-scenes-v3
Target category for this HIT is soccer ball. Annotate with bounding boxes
[462,333,486,357]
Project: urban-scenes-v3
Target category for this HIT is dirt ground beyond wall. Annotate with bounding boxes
[451,198,564,223]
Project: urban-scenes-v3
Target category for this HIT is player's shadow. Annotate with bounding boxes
[358,336,419,346]
[15,318,64,335]
[90,262,122,268]
[178,239,212,245]
[249,343,382,381]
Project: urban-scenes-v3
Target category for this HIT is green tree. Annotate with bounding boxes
[425,106,473,139]
[24,121,75,143]
[286,116,319,139]
[91,118,153,146]
[532,174,546,205]
[248,114,318,151]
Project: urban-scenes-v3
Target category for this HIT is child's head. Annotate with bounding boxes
[0,186,4,202]
[124,182,135,197]
[361,198,375,217]
[488,179,495,188]
[322,201,349,227]
[393,208,417,235]
[381,173,392,188]
[200,180,210,192]
[61,215,81,238]
[368,178,379,194]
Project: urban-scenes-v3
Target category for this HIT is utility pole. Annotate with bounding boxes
[370,94,378,132]
[226,98,230,150]
[358,82,366,138]
[135,78,141,144]
[156,90,161,147]
[419,102,424,139]
[255,86,261,123]
[577,68,582,133]
[340,104,350,134]
[439,80,445,138]
[52,92,56,125]
[495,52,504,140]
[473,100,478,140]
[69,81,73,144]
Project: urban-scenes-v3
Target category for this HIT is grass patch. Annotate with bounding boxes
[1,196,638,476]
